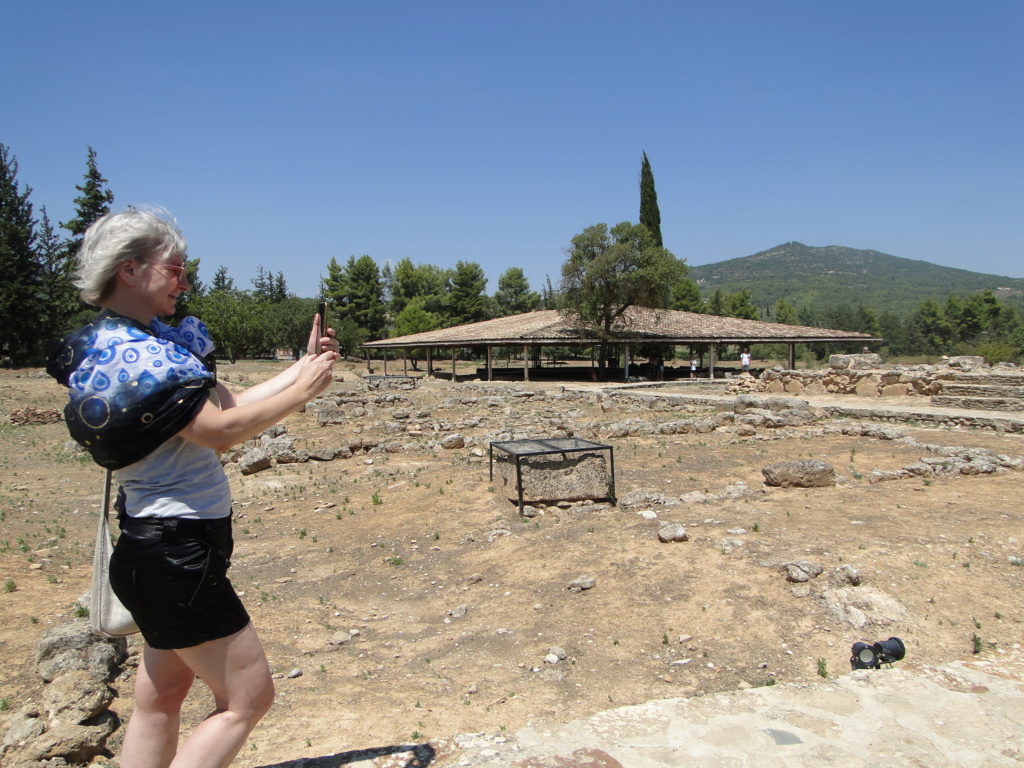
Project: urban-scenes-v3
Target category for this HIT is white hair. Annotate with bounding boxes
[74,207,187,306]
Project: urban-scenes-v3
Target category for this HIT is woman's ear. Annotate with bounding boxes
[117,259,138,287]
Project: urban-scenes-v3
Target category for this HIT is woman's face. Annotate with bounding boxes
[136,255,190,318]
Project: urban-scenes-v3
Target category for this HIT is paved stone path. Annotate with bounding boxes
[444,647,1024,767]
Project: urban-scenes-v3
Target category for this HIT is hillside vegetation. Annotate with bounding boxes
[689,242,1024,317]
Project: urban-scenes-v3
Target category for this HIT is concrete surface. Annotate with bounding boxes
[446,647,1024,767]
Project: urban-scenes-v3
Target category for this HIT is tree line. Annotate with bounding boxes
[4,142,1019,368]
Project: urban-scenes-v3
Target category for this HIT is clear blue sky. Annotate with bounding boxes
[4,0,1022,299]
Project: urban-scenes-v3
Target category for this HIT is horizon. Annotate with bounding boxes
[4,1,1021,298]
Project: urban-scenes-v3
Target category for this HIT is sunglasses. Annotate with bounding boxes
[142,260,189,280]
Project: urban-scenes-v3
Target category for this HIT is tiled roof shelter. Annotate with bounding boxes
[362,306,879,381]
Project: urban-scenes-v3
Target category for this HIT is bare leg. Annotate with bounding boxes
[120,645,196,768]
[169,624,274,768]
[118,624,274,768]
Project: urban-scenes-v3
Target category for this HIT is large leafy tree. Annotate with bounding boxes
[265,296,318,357]
[393,296,442,368]
[639,151,663,247]
[560,221,686,370]
[494,267,540,316]
[445,261,489,326]
[192,288,261,363]
[0,144,43,364]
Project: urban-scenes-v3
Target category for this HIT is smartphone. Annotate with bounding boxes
[316,301,329,354]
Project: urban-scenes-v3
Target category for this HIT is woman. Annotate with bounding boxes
[47,208,339,768]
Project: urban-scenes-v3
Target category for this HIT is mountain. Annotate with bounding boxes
[688,242,1024,316]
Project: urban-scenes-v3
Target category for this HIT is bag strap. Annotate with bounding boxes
[101,469,113,521]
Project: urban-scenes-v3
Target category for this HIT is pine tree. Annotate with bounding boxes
[0,144,43,363]
[639,151,663,248]
[325,255,386,340]
[57,147,115,327]
[446,261,489,326]
[36,206,81,338]
[211,266,236,293]
[494,267,539,316]
[60,146,114,244]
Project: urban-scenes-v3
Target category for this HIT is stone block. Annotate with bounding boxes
[830,353,884,370]
[854,376,880,397]
[496,451,611,504]
[762,460,836,488]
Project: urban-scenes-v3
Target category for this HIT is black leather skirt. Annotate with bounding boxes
[109,514,250,650]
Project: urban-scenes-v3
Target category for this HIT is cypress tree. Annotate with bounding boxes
[639,151,663,247]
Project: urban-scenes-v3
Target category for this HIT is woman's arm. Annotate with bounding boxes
[181,350,337,452]
[234,315,339,407]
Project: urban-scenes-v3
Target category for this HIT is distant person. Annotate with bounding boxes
[47,208,340,768]
[690,355,699,379]
[655,356,664,381]
[740,348,752,372]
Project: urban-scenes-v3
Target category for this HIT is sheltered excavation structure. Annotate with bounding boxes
[361,306,879,382]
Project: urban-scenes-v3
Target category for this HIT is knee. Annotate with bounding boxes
[135,673,194,715]
[240,676,275,723]
[253,678,275,719]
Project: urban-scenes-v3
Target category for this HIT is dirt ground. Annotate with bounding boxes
[1,361,1022,767]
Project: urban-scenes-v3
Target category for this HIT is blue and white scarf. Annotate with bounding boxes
[47,311,217,470]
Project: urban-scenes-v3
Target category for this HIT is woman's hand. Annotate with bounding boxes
[295,349,339,400]
[306,314,341,358]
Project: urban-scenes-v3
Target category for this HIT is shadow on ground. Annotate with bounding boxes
[258,743,435,768]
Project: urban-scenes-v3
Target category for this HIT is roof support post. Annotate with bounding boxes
[523,345,529,382]
[427,347,433,376]
[452,347,456,381]
[486,346,493,381]
[402,350,408,376]
[709,343,717,379]
[788,342,796,371]
[383,349,388,376]
[624,343,630,382]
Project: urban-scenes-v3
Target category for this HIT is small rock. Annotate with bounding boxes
[441,434,465,449]
[568,576,596,592]
[286,668,303,679]
[658,523,689,543]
